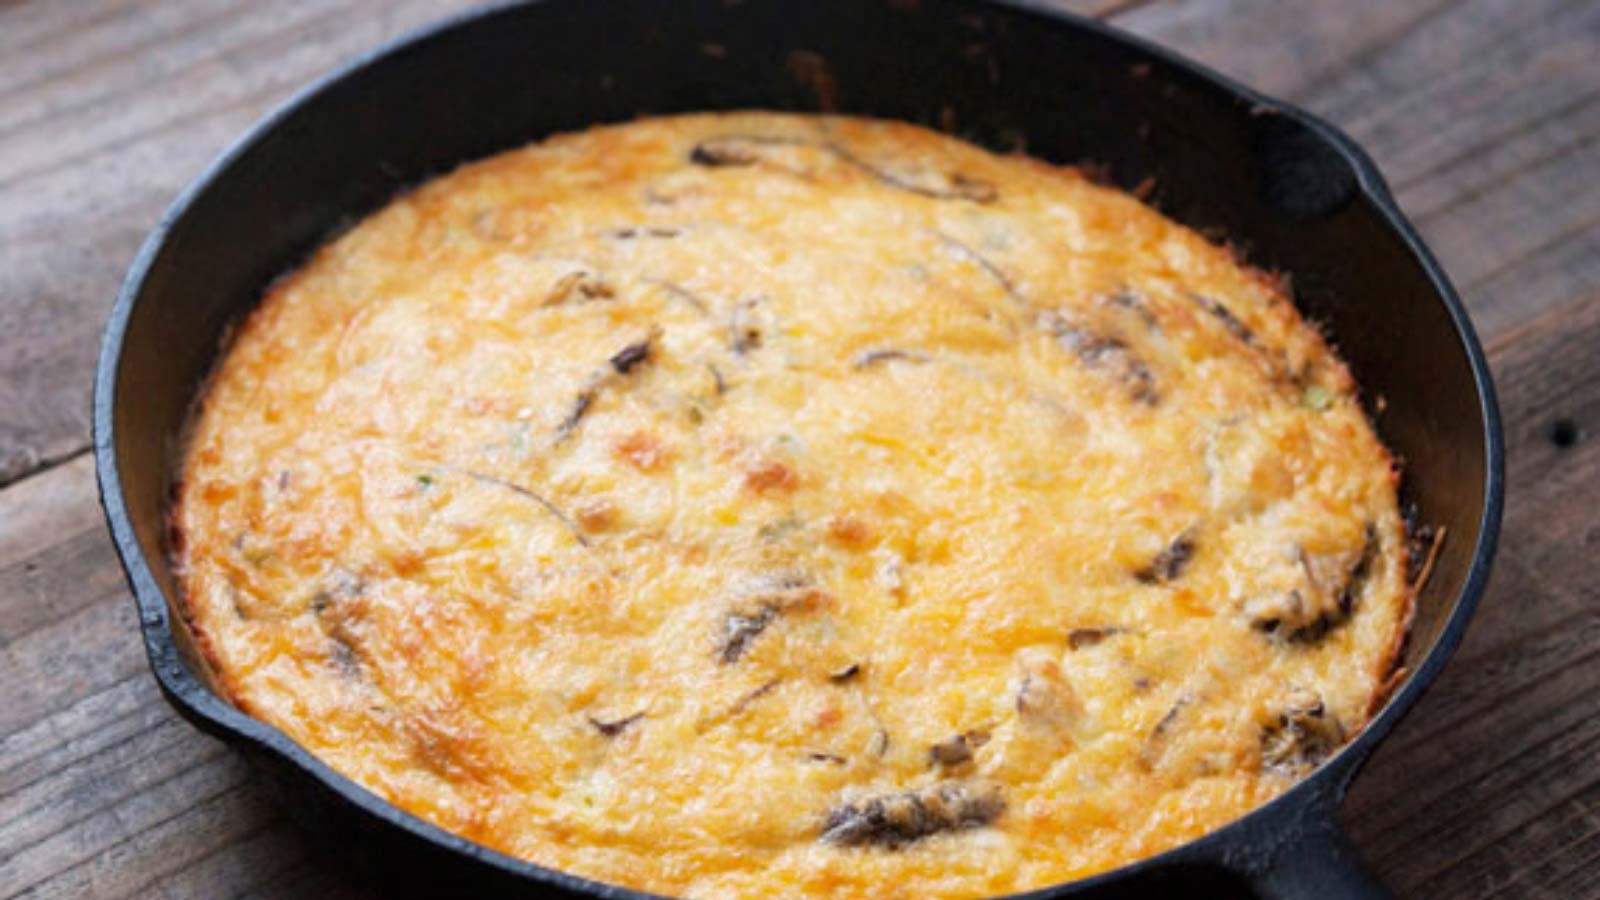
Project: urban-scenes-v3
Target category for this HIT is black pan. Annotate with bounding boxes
[93,1,1504,897]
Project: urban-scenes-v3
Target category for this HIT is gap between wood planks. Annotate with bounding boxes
[0,445,87,493]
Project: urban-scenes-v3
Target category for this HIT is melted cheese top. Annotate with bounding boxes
[177,113,1408,900]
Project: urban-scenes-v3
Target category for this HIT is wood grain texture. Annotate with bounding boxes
[1344,292,1600,899]
[1116,0,1600,340]
[0,457,378,900]
[0,0,1595,898]
[0,0,484,487]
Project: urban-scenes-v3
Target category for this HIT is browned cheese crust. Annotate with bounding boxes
[175,113,1409,900]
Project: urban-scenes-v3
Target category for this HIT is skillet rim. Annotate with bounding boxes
[92,0,1506,896]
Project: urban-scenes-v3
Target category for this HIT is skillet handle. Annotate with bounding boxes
[1247,812,1392,900]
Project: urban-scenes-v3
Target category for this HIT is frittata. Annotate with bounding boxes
[175,112,1411,900]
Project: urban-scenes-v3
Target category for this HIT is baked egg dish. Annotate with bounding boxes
[175,112,1411,900]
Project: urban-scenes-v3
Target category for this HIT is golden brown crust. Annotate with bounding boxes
[174,112,1410,900]
[1365,522,1442,722]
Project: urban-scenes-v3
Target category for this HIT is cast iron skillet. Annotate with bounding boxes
[94,1,1503,897]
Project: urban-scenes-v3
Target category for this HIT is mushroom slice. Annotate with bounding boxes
[1246,525,1378,643]
[1261,688,1345,776]
[820,780,1005,848]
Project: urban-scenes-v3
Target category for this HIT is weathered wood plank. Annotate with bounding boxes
[1116,0,1600,340]
[1344,292,1600,900]
[0,0,484,487]
[0,452,373,900]
[0,457,129,647]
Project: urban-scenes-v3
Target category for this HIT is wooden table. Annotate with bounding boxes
[2,1,1595,897]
